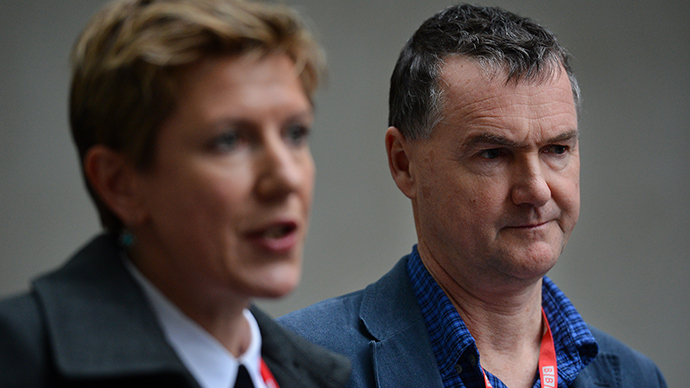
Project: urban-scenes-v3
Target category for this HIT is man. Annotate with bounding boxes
[279,4,666,388]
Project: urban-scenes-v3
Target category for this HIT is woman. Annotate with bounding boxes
[0,0,350,387]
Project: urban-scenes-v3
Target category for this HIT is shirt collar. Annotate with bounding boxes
[406,246,481,385]
[406,245,598,387]
[123,256,266,388]
[541,276,599,382]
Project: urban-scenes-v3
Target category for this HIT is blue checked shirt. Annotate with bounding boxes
[406,246,598,388]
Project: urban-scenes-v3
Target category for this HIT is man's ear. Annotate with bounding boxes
[385,126,416,199]
[83,145,147,227]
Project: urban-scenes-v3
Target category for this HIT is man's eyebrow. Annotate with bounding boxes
[547,130,580,143]
[462,133,519,150]
[462,129,580,151]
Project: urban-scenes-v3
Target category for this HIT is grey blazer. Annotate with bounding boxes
[0,234,350,388]
[279,256,666,388]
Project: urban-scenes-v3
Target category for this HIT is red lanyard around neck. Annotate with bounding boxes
[260,358,280,388]
[481,308,557,388]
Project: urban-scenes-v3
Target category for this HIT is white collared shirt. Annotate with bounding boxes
[124,258,268,388]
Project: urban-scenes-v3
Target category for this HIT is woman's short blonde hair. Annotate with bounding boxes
[70,0,325,233]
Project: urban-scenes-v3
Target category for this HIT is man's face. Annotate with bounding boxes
[400,57,579,288]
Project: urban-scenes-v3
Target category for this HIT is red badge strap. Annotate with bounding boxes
[538,308,557,388]
[260,358,280,388]
[482,368,495,388]
[481,308,557,388]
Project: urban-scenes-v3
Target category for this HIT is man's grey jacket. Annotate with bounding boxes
[278,256,666,388]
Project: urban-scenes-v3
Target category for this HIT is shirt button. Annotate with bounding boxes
[467,354,477,367]
[455,364,463,374]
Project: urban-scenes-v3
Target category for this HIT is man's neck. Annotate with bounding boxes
[420,253,545,388]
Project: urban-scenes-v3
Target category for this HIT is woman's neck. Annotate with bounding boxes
[128,241,253,357]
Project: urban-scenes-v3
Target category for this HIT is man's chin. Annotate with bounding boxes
[499,245,561,280]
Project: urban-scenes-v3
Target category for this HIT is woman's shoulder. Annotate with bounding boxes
[0,291,50,387]
[0,290,43,333]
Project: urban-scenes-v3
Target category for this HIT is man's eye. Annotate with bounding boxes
[285,124,311,146]
[479,148,503,160]
[545,145,568,154]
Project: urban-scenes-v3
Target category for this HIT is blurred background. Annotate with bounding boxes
[1,0,687,385]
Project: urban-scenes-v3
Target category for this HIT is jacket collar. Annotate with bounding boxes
[359,256,444,388]
[32,234,193,382]
[360,256,422,340]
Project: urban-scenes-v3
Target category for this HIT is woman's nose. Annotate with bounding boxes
[254,135,310,202]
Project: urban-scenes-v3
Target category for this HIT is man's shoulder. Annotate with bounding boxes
[277,289,386,388]
[575,325,667,387]
[278,289,368,347]
[279,255,414,338]
[587,325,665,372]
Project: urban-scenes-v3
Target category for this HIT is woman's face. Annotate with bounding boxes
[130,53,315,304]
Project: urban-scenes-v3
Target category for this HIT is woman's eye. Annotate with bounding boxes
[210,131,240,152]
[285,124,311,146]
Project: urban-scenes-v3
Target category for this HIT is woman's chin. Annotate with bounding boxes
[251,267,302,299]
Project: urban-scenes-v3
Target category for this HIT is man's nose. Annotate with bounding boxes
[510,156,551,207]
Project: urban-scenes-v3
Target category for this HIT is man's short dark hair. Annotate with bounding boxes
[389,4,580,139]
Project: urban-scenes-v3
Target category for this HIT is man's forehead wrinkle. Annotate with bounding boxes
[440,83,577,132]
[440,93,503,126]
[440,56,574,105]
[440,92,553,131]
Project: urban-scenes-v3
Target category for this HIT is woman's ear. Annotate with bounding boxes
[385,126,416,199]
[83,146,148,227]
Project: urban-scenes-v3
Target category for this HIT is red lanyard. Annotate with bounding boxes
[481,308,557,388]
[260,358,280,388]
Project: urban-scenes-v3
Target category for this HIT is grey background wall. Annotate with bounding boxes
[1,0,687,385]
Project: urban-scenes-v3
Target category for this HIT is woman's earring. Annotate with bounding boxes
[119,230,136,248]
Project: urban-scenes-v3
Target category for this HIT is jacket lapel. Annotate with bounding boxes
[32,234,194,383]
[570,352,620,388]
[360,257,444,388]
